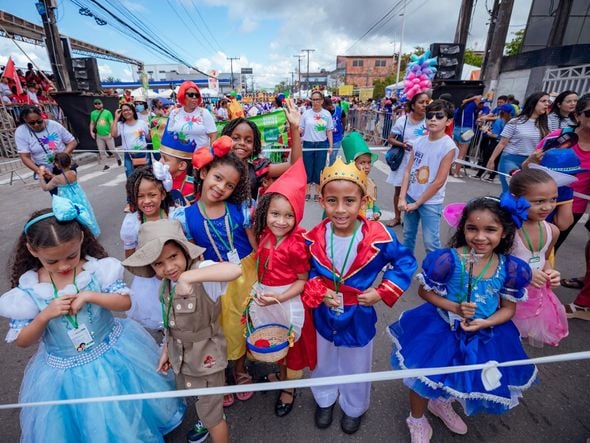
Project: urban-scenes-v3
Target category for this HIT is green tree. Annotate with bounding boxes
[104,76,121,83]
[505,29,525,56]
[464,49,483,67]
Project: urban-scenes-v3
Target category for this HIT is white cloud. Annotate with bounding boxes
[240,17,258,33]
[98,64,113,78]
[0,38,51,70]
[121,0,146,13]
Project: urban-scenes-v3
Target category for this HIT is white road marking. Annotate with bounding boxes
[101,173,127,187]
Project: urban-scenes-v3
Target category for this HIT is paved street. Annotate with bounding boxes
[0,152,588,442]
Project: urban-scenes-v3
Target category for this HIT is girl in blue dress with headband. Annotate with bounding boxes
[389,196,536,442]
[0,196,184,442]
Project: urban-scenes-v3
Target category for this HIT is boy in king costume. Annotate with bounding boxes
[301,157,417,434]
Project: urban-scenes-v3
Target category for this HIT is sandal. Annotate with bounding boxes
[234,370,254,401]
[223,392,235,408]
[561,277,584,289]
[305,194,311,202]
[565,303,590,320]
[275,389,296,417]
[387,219,401,228]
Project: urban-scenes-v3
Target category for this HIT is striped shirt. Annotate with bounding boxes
[548,112,576,132]
[501,118,545,156]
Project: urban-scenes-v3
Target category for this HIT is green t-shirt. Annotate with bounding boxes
[90,109,114,137]
[340,100,350,115]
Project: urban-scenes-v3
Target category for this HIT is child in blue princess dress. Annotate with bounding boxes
[0,196,184,442]
[389,196,537,442]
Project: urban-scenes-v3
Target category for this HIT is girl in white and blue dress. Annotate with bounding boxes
[0,196,184,443]
[389,196,536,442]
[120,164,175,333]
[39,152,100,238]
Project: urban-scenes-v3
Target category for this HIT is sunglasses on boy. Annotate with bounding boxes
[425,111,446,120]
[185,92,201,98]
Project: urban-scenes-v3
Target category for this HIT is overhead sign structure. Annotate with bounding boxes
[241,68,253,74]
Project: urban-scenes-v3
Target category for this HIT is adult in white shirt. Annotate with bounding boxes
[166,81,217,150]
[385,92,428,227]
[15,106,77,193]
[111,103,151,177]
[300,90,334,201]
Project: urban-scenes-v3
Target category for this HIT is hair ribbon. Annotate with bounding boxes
[499,192,530,228]
[24,196,94,234]
[192,135,233,170]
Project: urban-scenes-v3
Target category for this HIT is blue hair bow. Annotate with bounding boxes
[23,196,98,236]
[499,192,530,228]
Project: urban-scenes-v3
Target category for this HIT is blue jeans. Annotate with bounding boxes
[328,141,342,165]
[402,196,443,254]
[498,153,528,192]
[303,141,328,184]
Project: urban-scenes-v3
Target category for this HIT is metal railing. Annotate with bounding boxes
[347,109,397,144]
[542,63,590,95]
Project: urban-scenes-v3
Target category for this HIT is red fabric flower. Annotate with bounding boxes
[302,277,328,308]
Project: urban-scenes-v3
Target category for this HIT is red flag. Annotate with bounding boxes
[2,57,23,95]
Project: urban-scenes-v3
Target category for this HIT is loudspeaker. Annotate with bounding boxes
[430,43,465,81]
[71,57,101,92]
[432,80,484,109]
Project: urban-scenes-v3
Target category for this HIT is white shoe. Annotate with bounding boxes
[406,415,432,443]
[427,399,468,434]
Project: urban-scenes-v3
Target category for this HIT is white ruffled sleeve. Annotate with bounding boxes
[198,260,227,302]
[0,287,39,342]
[120,213,141,250]
[89,257,131,295]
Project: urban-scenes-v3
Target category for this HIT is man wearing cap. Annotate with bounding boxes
[90,99,121,170]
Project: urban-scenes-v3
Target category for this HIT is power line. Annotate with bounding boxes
[344,0,404,54]
[190,0,224,53]
[176,0,219,55]
[164,0,215,55]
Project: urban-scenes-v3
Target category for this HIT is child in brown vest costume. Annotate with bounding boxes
[123,219,241,443]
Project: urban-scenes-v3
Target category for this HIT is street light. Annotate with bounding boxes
[301,49,315,94]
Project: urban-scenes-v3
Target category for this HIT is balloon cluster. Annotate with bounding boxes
[403,50,438,100]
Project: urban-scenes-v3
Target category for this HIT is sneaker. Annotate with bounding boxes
[102,165,110,171]
[187,420,209,443]
[406,415,432,443]
[427,399,468,434]
[117,158,122,167]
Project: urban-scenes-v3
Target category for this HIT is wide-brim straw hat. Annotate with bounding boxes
[122,219,205,278]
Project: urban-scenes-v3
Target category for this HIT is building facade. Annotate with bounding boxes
[336,55,397,88]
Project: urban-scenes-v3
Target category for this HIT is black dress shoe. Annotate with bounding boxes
[315,403,335,429]
[341,413,362,434]
[275,389,296,417]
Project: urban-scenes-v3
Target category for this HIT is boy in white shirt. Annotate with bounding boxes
[398,99,458,254]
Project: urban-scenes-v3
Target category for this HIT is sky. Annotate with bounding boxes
[0,0,533,88]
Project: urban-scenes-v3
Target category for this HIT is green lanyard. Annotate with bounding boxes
[49,269,80,329]
[160,279,175,329]
[330,221,359,294]
[142,208,165,223]
[521,222,544,257]
[199,201,235,253]
[458,247,494,303]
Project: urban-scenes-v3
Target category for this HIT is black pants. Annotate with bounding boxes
[476,136,499,179]
[555,212,590,251]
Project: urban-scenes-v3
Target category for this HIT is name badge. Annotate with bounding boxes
[67,323,95,352]
[528,255,542,271]
[227,248,241,265]
[331,292,344,315]
[365,208,374,220]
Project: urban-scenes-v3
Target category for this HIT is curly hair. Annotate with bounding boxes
[9,209,108,288]
[125,166,174,217]
[193,152,251,205]
[222,117,263,158]
[54,152,72,170]
[448,197,516,255]
[253,192,274,239]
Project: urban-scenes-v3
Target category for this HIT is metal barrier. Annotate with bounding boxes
[347,109,398,145]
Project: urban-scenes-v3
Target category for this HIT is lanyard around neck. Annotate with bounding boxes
[199,201,235,260]
[521,222,544,256]
[458,247,494,303]
[160,279,174,329]
[49,268,80,329]
[330,221,359,294]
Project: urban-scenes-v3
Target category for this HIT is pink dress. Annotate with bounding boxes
[512,221,568,347]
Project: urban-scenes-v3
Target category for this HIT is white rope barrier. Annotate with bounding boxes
[0,350,588,410]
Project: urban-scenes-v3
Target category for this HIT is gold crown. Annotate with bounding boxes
[320,156,367,193]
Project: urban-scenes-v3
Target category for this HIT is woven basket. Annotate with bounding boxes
[245,296,293,363]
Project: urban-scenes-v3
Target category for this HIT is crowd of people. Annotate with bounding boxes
[1,80,589,443]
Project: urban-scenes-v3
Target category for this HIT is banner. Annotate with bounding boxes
[359,88,374,102]
[338,85,354,96]
[149,115,167,151]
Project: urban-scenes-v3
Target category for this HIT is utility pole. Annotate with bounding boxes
[454,0,475,47]
[39,0,71,91]
[294,71,298,93]
[481,0,514,92]
[293,54,304,97]
[395,0,407,85]
[227,56,240,90]
[301,49,315,94]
